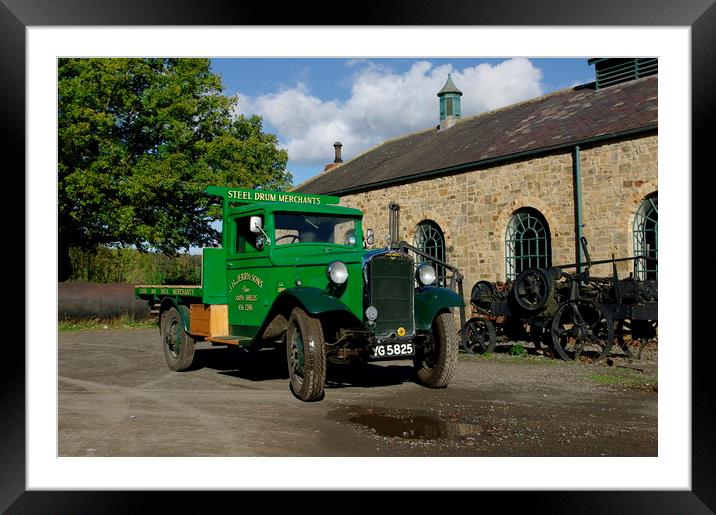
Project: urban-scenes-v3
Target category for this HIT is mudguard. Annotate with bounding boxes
[159,297,191,332]
[414,286,465,331]
[256,287,360,339]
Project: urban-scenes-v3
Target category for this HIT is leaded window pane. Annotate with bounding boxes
[505,209,552,281]
[413,220,447,287]
[633,195,658,280]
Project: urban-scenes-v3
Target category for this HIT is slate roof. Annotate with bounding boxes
[296,75,657,196]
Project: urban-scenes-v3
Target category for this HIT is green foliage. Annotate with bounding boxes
[58,58,292,257]
[509,343,526,356]
[68,246,201,284]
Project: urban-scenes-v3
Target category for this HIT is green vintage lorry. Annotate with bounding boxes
[136,186,464,401]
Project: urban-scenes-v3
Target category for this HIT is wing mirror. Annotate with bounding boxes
[249,216,263,233]
[249,216,270,248]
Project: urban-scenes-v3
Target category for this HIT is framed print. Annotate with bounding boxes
[2,0,713,512]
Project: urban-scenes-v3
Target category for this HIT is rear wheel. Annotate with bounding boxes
[161,307,196,371]
[286,307,327,402]
[414,312,458,388]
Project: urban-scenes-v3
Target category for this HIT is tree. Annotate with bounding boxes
[58,58,292,279]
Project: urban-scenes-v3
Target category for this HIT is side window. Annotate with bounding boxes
[335,221,356,246]
[234,216,261,254]
[275,227,300,245]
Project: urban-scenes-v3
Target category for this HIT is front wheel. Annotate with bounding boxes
[414,312,458,388]
[161,307,196,371]
[286,307,327,402]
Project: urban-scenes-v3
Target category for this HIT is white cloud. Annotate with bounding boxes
[236,58,544,169]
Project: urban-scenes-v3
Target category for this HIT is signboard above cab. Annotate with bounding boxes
[206,186,340,207]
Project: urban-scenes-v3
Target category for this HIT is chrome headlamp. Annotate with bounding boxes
[327,261,348,285]
[416,263,436,286]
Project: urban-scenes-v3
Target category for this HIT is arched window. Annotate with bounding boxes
[505,208,552,281]
[633,194,658,280]
[413,220,446,286]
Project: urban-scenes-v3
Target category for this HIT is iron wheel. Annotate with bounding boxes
[461,317,497,354]
[512,268,554,313]
[550,301,614,361]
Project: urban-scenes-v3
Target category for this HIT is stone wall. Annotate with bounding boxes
[339,134,658,302]
[578,135,658,277]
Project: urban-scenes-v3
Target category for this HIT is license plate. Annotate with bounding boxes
[370,342,415,359]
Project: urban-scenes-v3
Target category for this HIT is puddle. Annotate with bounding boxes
[330,407,483,440]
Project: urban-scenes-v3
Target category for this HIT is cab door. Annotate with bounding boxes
[225,212,272,337]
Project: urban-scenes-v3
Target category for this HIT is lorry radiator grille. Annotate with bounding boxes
[369,255,415,337]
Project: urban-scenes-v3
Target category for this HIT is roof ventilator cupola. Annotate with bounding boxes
[437,74,462,131]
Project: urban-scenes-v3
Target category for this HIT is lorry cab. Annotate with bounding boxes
[222,200,364,340]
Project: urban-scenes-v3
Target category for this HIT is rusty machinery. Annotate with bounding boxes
[463,237,658,361]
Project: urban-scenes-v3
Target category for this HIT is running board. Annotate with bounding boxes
[207,335,253,346]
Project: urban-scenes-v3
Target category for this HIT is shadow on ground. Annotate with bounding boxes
[325,361,415,389]
[193,347,289,381]
[193,346,416,389]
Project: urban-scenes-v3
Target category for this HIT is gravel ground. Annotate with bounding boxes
[59,328,657,457]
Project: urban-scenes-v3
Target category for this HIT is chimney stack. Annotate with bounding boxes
[324,142,344,171]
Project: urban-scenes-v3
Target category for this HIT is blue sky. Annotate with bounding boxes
[211,58,594,187]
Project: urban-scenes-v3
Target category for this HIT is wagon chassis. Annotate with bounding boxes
[462,237,658,361]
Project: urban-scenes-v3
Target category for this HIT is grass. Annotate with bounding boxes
[59,314,157,332]
[589,368,657,391]
[458,347,561,365]
[459,352,495,362]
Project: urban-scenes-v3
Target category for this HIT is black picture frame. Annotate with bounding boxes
[2,0,712,512]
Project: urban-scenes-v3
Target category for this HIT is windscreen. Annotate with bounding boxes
[274,213,358,246]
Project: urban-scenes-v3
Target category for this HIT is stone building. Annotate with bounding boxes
[295,59,658,297]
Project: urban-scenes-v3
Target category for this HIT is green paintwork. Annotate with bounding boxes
[437,74,463,96]
[438,74,462,122]
[203,185,366,344]
[413,287,465,331]
[574,145,584,275]
[135,186,463,348]
[222,204,363,338]
[279,287,359,317]
[206,186,340,207]
[155,297,192,332]
[201,247,227,304]
[136,285,202,297]
[439,93,462,121]
[590,58,658,90]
